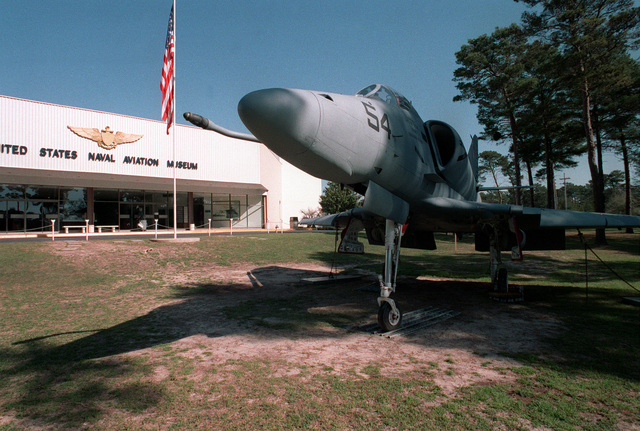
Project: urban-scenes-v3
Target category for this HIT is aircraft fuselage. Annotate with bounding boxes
[237,85,477,211]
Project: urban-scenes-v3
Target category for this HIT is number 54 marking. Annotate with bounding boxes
[362,102,391,139]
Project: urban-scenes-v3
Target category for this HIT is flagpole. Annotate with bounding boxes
[161,2,177,238]
[172,0,177,239]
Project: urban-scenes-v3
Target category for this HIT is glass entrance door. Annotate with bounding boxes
[6,200,24,232]
[0,201,5,232]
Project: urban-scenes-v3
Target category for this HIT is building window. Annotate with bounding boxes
[120,190,144,202]
[0,185,25,199]
[0,184,264,232]
[26,186,58,200]
[144,191,169,228]
[60,188,87,223]
[170,193,189,228]
[94,189,119,201]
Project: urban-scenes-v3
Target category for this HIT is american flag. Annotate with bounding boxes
[161,6,174,135]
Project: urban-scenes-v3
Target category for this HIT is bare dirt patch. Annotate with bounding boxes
[48,239,565,397]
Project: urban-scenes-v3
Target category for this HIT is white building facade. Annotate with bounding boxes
[0,95,322,233]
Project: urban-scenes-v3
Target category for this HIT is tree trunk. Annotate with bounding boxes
[491,169,503,204]
[542,118,556,209]
[619,130,634,233]
[526,161,535,207]
[593,105,606,210]
[580,71,606,244]
[508,110,523,205]
[545,159,556,209]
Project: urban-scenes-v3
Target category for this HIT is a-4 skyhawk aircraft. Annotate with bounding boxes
[185,84,640,332]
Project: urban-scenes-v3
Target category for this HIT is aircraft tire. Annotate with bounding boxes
[378,302,402,332]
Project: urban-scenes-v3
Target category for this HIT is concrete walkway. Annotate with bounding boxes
[0,226,293,241]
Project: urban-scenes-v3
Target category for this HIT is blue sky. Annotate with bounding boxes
[0,1,627,185]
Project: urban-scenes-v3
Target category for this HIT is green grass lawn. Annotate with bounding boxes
[0,230,638,430]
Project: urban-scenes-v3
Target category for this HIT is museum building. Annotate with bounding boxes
[0,95,322,233]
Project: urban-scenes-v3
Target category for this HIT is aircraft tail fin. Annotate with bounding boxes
[468,135,479,184]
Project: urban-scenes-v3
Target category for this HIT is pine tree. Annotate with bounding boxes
[517,41,584,209]
[595,53,640,228]
[516,0,640,243]
[454,26,585,209]
[453,24,530,204]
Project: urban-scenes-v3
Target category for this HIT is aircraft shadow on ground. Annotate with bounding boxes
[0,265,334,426]
[8,262,638,366]
[10,266,332,362]
[3,264,638,427]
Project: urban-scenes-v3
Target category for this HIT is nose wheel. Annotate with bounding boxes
[378,300,402,332]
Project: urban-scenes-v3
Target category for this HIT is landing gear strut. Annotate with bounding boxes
[488,221,525,302]
[377,219,403,331]
[489,239,508,293]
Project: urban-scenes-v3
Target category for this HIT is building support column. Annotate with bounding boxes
[188,191,194,229]
[262,194,268,229]
[87,187,94,226]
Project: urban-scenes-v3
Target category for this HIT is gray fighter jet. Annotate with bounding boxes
[185,84,640,331]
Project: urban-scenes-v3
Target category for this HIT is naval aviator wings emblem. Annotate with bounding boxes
[67,126,143,150]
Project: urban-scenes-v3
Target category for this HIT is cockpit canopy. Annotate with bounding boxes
[356,84,415,112]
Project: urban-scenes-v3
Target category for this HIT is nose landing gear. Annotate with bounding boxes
[377,219,404,332]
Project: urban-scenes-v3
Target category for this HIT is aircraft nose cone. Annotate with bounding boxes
[238,88,320,155]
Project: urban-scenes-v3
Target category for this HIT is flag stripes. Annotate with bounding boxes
[161,6,174,135]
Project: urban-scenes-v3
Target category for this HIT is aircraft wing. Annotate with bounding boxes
[300,212,348,227]
[418,197,640,230]
[523,206,640,228]
[300,208,374,228]
[301,197,640,233]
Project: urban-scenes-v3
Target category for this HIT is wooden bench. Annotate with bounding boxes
[63,225,86,233]
[96,225,119,233]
